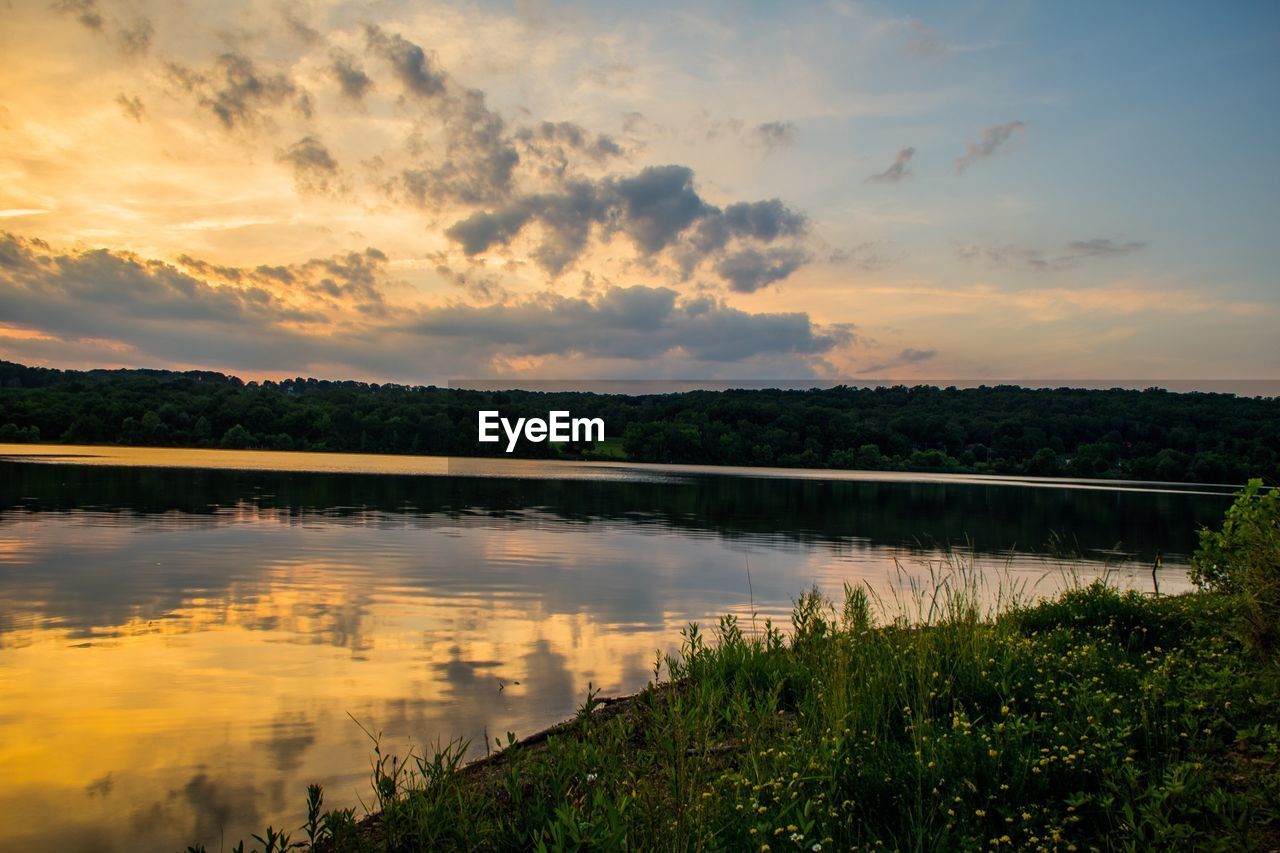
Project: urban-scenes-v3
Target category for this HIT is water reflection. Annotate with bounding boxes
[0,454,1232,852]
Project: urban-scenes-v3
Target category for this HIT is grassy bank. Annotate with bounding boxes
[191,492,1280,852]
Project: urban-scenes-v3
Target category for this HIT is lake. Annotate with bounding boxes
[0,444,1236,852]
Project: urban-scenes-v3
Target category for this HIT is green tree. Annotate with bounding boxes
[1027,447,1061,477]
[220,423,255,449]
[1191,479,1280,655]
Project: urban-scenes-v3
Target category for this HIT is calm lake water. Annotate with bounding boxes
[0,444,1237,852]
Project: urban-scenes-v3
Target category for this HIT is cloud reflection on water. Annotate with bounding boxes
[0,457,1224,851]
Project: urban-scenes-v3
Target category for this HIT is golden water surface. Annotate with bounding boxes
[0,445,1222,851]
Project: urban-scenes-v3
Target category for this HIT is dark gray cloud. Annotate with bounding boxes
[515,121,623,159]
[725,199,808,239]
[715,247,810,294]
[443,181,601,274]
[49,15,819,301]
[54,0,151,54]
[621,111,646,133]
[116,93,145,122]
[107,16,813,292]
[754,121,796,153]
[433,258,510,303]
[276,135,340,194]
[399,87,520,206]
[295,89,315,120]
[521,184,606,273]
[1063,239,1147,260]
[408,285,848,362]
[199,248,389,308]
[611,165,711,252]
[830,241,904,272]
[898,347,936,364]
[956,121,1025,173]
[446,204,540,256]
[53,0,102,31]
[692,199,808,252]
[0,235,845,377]
[364,24,446,99]
[0,232,306,336]
[444,166,810,285]
[280,3,322,45]
[329,49,373,100]
[862,347,938,374]
[291,248,388,305]
[168,53,299,130]
[173,255,245,283]
[340,28,534,206]
[0,235,395,360]
[957,237,1146,271]
[956,242,1048,271]
[514,121,624,179]
[353,34,806,290]
[116,17,152,56]
[868,147,914,183]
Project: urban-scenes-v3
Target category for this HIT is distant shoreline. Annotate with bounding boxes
[4,361,1277,486]
[0,442,1248,497]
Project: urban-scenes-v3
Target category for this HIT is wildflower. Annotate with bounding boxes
[586,773,597,783]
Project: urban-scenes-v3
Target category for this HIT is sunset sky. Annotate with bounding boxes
[1,0,1277,383]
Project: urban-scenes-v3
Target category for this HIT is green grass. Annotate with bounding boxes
[188,567,1280,852]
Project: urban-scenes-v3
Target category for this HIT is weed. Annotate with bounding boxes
[190,535,1280,851]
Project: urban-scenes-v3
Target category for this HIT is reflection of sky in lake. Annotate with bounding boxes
[0,453,1231,852]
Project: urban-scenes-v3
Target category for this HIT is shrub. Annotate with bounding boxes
[1191,478,1280,655]
[1015,580,1171,648]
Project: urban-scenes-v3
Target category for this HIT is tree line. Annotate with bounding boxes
[1,360,1276,484]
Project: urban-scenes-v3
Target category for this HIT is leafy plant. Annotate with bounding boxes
[187,568,1280,852]
[1191,478,1280,654]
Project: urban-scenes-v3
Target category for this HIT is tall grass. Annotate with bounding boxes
[188,550,1280,852]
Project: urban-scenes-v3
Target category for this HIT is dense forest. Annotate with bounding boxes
[0,360,1276,484]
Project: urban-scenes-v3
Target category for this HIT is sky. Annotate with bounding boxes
[0,0,1277,384]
